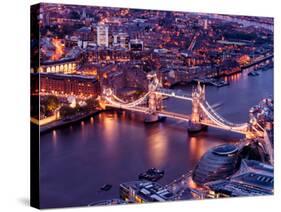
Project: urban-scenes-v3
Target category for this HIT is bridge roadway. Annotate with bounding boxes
[155,88,192,101]
[105,102,250,136]
[105,103,191,122]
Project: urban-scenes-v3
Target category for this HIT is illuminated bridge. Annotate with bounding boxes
[101,72,265,139]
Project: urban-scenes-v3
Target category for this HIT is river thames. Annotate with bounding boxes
[40,69,273,208]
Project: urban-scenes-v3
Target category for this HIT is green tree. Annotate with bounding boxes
[82,97,98,112]
[60,105,77,118]
[46,95,60,113]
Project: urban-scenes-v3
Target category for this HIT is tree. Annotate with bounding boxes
[84,97,98,111]
[60,105,77,118]
[46,95,60,113]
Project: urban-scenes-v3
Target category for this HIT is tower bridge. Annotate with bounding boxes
[101,72,265,139]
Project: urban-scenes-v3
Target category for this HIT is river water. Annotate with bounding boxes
[40,69,273,208]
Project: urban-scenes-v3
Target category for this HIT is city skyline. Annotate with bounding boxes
[30,3,274,209]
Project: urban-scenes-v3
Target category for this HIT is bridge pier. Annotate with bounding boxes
[144,114,159,123]
[144,113,166,123]
[187,121,207,133]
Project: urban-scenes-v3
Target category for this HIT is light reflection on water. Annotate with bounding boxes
[146,125,168,167]
[102,114,119,154]
[90,117,94,125]
[189,136,208,162]
[51,130,57,147]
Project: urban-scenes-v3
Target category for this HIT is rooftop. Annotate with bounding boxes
[41,57,77,66]
[120,181,175,202]
[213,144,238,156]
[40,72,98,81]
[206,160,274,196]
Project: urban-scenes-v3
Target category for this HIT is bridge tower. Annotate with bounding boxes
[191,82,205,122]
[145,72,163,123]
[188,82,207,133]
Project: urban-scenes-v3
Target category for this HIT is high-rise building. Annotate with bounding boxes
[111,33,130,48]
[119,33,129,49]
[97,24,109,47]
[203,19,208,30]
[198,19,208,30]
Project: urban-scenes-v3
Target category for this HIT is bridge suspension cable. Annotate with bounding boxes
[104,91,151,108]
[203,101,248,128]
[199,102,248,131]
[111,94,127,104]
[103,86,250,134]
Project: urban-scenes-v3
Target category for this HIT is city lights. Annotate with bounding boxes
[31,3,274,208]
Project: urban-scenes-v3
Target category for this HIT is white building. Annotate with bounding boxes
[119,33,129,49]
[97,24,109,47]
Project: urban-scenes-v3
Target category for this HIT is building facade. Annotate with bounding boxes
[97,24,109,47]
[39,73,100,97]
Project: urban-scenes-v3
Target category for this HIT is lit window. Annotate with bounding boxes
[64,64,68,73]
[60,65,64,72]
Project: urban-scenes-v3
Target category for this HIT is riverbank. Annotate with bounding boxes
[40,110,103,134]
[168,61,273,89]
